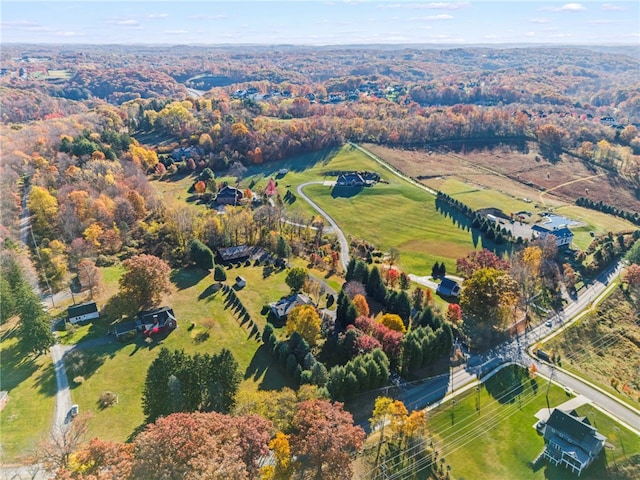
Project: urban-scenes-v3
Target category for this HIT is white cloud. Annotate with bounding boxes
[601,4,624,11]
[148,13,169,19]
[56,31,84,37]
[588,19,614,24]
[1,20,39,27]
[411,14,454,21]
[542,3,586,12]
[116,19,140,26]
[188,14,227,20]
[379,2,470,9]
[163,29,187,35]
[526,31,536,37]
[529,17,549,24]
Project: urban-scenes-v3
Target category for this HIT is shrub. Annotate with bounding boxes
[98,391,118,409]
[214,265,227,281]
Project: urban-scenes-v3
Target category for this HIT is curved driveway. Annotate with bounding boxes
[297,181,350,272]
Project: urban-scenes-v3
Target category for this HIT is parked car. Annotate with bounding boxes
[69,404,79,418]
[545,320,552,327]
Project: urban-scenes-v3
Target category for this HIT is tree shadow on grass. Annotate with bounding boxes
[0,332,40,392]
[244,345,293,391]
[198,283,221,301]
[484,364,527,404]
[170,269,209,290]
[331,185,363,198]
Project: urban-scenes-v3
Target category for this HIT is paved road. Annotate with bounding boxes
[297,181,350,272]
[398,259,640,435]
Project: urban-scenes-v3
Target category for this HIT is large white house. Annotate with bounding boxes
[531,224,574,247]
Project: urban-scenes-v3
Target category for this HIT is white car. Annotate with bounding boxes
[545,320,552,327]
[69,404,79,418]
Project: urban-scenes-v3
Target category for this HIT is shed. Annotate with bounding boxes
[235,276,247,288]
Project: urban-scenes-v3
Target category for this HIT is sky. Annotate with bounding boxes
[1,1,638,46]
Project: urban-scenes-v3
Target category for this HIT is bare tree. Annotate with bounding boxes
[37,413,91,473]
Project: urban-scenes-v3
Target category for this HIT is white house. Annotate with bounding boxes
[531,225,574,247]
[67,301,99,324]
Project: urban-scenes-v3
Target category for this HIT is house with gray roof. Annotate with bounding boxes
[270,293,313,321]
[535,408,606,476]
[67,301,99,324]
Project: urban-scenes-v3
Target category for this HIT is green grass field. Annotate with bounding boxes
[61,264,294,443]
[0,323,57,462]
[238,145,491,275]
[427,365,639,480]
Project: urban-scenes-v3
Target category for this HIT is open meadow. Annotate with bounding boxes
[542,288,640,410]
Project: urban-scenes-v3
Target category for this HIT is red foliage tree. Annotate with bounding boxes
[289,400,365,480]
[446,303,463,325]
[456,248,510,277]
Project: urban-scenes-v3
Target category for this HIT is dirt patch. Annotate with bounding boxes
[363,142,640,213]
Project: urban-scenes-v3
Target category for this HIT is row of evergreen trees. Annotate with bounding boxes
[142,347,241,423]
[576,197,640,226]
[437,192,520,245]
[326,348,390,401]
[262,326,328,388]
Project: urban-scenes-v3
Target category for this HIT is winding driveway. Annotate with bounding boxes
[296,182,350,271]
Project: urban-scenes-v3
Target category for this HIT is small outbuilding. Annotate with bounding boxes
[235,276,247,288]
[67,301,99,324]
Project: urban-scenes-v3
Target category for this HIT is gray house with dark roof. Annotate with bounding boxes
[270,294,313,321]
[536,409,606,476]
[436,278,461,297]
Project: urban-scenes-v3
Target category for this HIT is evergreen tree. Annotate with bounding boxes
[190,239,215,270]
[18,294,54,356]
[345,258,357,282]
[213,265,227,282]
[276,235,292,259]
[366,266,387,303]
[205,348,241,413]
[396,290,412,322]
[353,260,369,285]
[142,347,175,422]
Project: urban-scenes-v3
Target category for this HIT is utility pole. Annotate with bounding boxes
[545,365,555,415]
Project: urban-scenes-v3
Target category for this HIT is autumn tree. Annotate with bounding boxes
[28,185,59,238]
[623,263,640,296]
[286,304,321,346]
[261,432,293,480]
[446,303,462,325]
[510,246,542,316]
[352,294,370,317]
[379,313,406,333]
[285,267,308,293]
[77,258,104,299]
[131,411,272,480]
[456,249,510,277]
[38,413,91,472]
[194,180,206,196]
[289,400,365,480]
[62,437,134,479]
[460,267,520,349]
[118,254,173,310]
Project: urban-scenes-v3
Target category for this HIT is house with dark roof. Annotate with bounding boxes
[336,172,366,187]
[532,225,574,247]
[217,245,252,263]
[270,293,313,321]
[67,301,99,324]
[436,278,461,297]
[114,306,177,339]
[535,408,606,476]
[216,185,243,205]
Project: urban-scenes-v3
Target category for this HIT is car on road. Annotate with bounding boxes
[69,404,79,419]
[545,320,552,327]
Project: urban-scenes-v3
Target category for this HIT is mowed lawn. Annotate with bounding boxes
[65,265,293,443]
[427,366,639,480]
[0,322,57,462]
[239,145,485,275]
